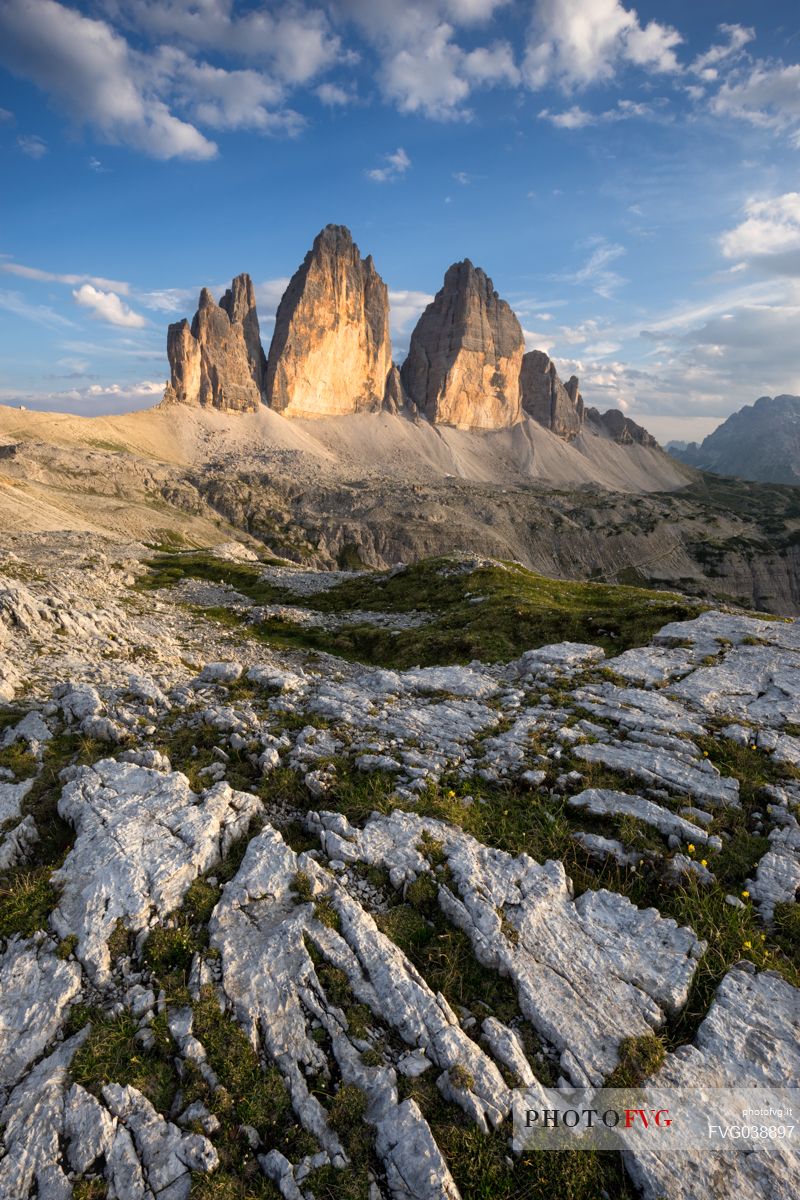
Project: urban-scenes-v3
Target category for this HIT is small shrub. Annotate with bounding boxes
[449,1064,475,1091]
[606,1034,665,1087]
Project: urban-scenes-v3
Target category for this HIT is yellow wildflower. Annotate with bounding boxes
[687,843,695,854]
[700,859,708,868]
[743,940,752,950]
[742,889,750,899]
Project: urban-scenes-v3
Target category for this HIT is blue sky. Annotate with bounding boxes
[1,0,799,441]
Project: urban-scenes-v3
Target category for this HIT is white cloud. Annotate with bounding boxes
[539,105,594,129]
[3,263,130,292]
[711,61,800,145]
[388,289,434,339]
[137,287,196,313]
[0,107,15,122]
[0,290,75,328]
[316,81,355,106]
[558,238,627,299]
[524,0,681,90]
[8,378,165,416]
[720,194,800,265]
[121,0,342,84]
[73,284,147,328]
[443,0,510,21]
[367,147,411,183]
[690,23,754,78]
[539,98,653,129]
[382,23,472,118]
[0,0,217,160]
[17,134,48,158]
[339,0,519,119]
[254,277,292,325]
[463,41,519,86]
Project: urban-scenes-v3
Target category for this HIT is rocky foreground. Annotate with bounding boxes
[0,535,798,1199]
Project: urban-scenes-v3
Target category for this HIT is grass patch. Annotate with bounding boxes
[0,742,38,779]
[71,1009,178,1114]
[142,553,703,669]
[400,1071,635,1200]
[0,866,59,938]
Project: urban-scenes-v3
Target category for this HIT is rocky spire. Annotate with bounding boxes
[520,350,584,441]
[265,224,393,417]
[400,260,524,430]
[163,274,265,412]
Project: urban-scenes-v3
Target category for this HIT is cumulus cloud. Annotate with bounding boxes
[523,0,681,90]
[0,0,216,159]
[120,0,342,84]
[339,0,520,119]
[151,48,304,135]
[539,98,652,129]
[17,134,48,158]
[721,194,800,260]
[73,284,147,328]
[254,277,292,326]
[711,61,800,145]
[367,147,411,183]
[388,289,434,339]
[316,81,356,106]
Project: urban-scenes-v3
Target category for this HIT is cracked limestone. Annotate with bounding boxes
[50,759,263,981]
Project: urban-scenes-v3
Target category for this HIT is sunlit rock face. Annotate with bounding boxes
[265,224,393,418]
[163,273,265,412]
[400,260,524,430]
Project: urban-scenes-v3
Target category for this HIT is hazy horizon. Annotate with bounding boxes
[2,1,799,441]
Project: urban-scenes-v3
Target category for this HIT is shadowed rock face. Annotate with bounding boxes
[265,224,392,418]
[163,274,265,412]
[586,407,657,447]
[520,350,584,440]
[401,261,524,430]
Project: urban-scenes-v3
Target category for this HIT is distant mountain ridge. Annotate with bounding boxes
[668,395,800,485]
[161,222,656,449]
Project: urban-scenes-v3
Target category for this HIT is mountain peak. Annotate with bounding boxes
[401,259,524,429]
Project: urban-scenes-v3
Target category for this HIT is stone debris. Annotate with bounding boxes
[51,760,263,980]
[574,741,740,809]
[0,1030,218,1200]
[568,788,722,849]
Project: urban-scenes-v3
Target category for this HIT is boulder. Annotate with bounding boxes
[265,224,392,418]
[401,260,524,430]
